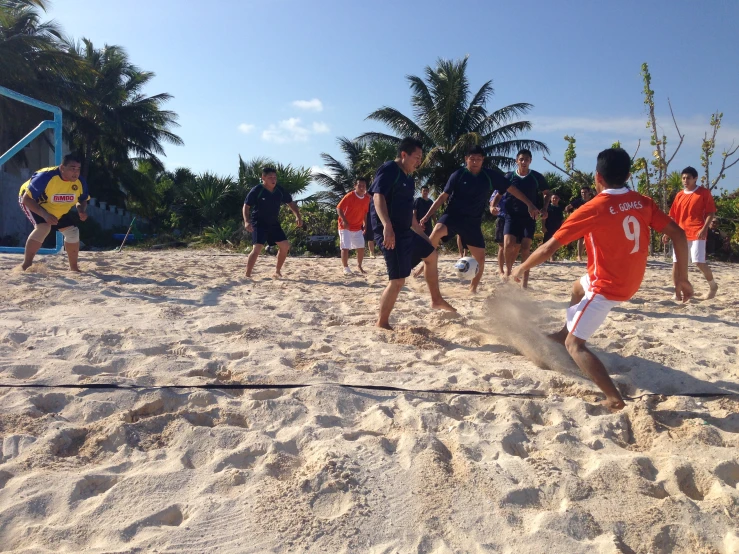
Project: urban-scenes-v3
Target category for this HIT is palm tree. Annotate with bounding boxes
[62,38,183,203]
[178,172,236,226]
[358,56,548,193]
[238,155,312,198]
[0,0,78,160]
[311,137,365,205]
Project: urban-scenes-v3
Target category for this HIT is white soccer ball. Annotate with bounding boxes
[454,256,479,280]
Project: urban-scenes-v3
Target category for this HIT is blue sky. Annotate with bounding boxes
[47,0,739,195]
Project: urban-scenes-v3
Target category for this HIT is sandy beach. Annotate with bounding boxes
[1,249,738,553]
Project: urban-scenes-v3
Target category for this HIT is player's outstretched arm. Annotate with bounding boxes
[662,221,693,302]
[511,238,561,282]
[419,193,449,225]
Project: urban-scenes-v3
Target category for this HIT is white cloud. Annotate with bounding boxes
[312,121,330,134]
[261,118,331,144]
[237,123,255,134]
[261,118,310,143]
[292,98,323,112]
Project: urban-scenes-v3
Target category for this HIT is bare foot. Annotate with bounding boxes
[576,257,583,262]
[272,272,282,279]
[707,282,718,299]
[469,283,478,294]
[245,271,252,278]
[430,299,456,312]
[602,397,626,412]
[376,321,393,330]
[357,266,366,274]
[69,267,81,273]
[21,263,31,271]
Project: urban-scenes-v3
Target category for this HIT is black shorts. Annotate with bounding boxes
[494,217,505,245]
[30,210,78,230]
[437,214,485,249]
[504,215,536,244]
[376,230,435,280]
[252,223,287,246]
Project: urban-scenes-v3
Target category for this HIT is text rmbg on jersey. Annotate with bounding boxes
[609,200,643,214]
[51,194,76,203]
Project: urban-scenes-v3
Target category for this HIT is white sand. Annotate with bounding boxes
[1,249,738,553]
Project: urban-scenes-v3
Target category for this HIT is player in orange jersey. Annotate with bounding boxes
[512,148,692,411]
[337,178,371,275]
[663,166,718,299]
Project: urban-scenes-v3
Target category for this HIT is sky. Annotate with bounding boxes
[47,0,739,196]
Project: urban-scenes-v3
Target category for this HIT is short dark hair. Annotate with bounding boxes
[516,148,533,159]
[62,154,81,166]
[355,177,368,185]
[262,166,277,175]
[681,166,698,178]
[397,137,423,157]
[596,148,631,188]
[466,145,485,157]
[421,184,430,190]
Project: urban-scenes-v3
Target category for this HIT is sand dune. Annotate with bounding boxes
[1,249,738,553]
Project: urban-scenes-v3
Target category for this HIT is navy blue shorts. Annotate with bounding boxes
[252,223,287,246]
[437,214,485,249]
[30,210,78,230]
[494,217,505,245]
[504,215,536,244]
[376,230,435,280]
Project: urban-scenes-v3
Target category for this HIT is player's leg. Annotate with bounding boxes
[341,249,352,274]
[467,245,485,293]
[576,237,584,262]
[495,218,505,276]
[457,235,464,256]
[497,245,505,276]
[275,240,290,277]
[367,240,375,258]
[693,239,718,298]
[377,278,404,330]
[565,334,626,411]
[356,247,365,273]
[59,226,81,271]
[412,233,455,312]
[549,277,586,344]
[414,221,450,278]
[22,223,51,270]
[520,237,533,289]
[246,243,263,277]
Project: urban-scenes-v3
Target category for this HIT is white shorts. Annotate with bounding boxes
[672,239,706,264]
[339,230,365,250]
[566,275,621,340]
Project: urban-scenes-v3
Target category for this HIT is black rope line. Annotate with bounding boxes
[0,381,736,400]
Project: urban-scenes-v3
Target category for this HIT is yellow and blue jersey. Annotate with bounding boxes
[19,167,90,219]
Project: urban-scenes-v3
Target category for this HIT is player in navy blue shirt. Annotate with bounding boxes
[419,145,540,292]
[489,190,507,277]
[503,149,550,288]
[369,137,455,329]
[243,166,302,278]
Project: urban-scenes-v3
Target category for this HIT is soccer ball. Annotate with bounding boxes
[454,256,479,279]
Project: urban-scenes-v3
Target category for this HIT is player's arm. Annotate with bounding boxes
[242,204,253,232]
[511,238,562,282]
[77,199,88,222]
[506,185,540,219]
[699,212,715,240]
[373,193,395,249]
[287,201,302,227]
[662,221,693,302]
[411,213,432,243]
[419,193,449,225]
[489,193,502,215]
[540,189,551,220]
[336,205,349,228]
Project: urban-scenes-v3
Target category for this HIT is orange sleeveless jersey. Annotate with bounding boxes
[553,188,672,301]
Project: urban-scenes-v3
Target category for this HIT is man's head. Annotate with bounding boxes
[396,137,424,174]
[710,218,720,229]
[580,186,593,200]
[421,184,430,199]
[59,154,82,182]
[465,145,485,174]
[681,166,698,190]
[354,177,368,196]
[261,166,277,187]
[516,149,533,174]
[550,194,560,206]
[594,148,631,191]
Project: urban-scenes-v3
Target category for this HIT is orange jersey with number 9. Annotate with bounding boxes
[553,188,672,301]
